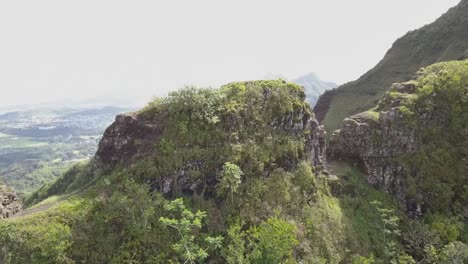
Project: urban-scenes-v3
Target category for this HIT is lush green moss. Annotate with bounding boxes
[364,110,380,121]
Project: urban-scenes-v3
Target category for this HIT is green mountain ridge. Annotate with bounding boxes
[1,71,466,262]
[0,3,467,262]
[0,81,395,263]
[315,0,468,132]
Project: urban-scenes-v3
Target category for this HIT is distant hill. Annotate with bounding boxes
[315,0,468,132]
[265,72,337,107]
[292,73,337,107]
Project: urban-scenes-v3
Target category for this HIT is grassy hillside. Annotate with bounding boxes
[315,0,468,132]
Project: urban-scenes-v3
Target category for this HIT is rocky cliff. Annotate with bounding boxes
[96,112,166,166]
[328,61,468,217]
[315,0,468,132]
[0,184,22,219]
[328,83,420,216]
[96,80,327,197]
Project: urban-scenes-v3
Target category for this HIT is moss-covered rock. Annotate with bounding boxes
[95,80,327,198]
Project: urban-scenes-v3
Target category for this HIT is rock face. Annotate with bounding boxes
[328,55,468,219]
[328,82,422,217]
[0,185,22,219]
[95,81,327,197]
[97,109,327,193]
[96,112,166,166]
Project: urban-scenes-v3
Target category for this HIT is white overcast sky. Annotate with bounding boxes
[0,0,461,107]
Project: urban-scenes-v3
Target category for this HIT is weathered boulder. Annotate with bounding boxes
[96,112,166,166]
[0,185,22,219]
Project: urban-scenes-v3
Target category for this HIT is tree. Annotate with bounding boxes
[159,198,222,263]
[167,86,222,124]
[371,201,401,262]
[402,220,440,261]
[352,254,375,264]
[222,221,247,264]
[439,241,468,264]
[70,177,171,263]
[247,215,299,264]
[218,162,243,203]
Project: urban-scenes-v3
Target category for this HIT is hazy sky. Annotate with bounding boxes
[0,0,460,107]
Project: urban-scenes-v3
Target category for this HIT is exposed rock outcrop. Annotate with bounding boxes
[97,109,327,196]
[96,112,166,166]
[329,59,468,218]
[328,105,420,217]
[0,185,22,219]
[95,81,327,197]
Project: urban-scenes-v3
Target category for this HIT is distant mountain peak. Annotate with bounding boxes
[296,72,319,79]
[263,72,337,107]
[292,73,337,107]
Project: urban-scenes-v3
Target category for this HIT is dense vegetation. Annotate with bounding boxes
[315,0,468,132]
[0,81,389,263]
[0,77,466,263]
[394,61,468,216]
[330,60,468,262]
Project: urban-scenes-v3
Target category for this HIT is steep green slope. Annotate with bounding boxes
[315,0,468,132]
